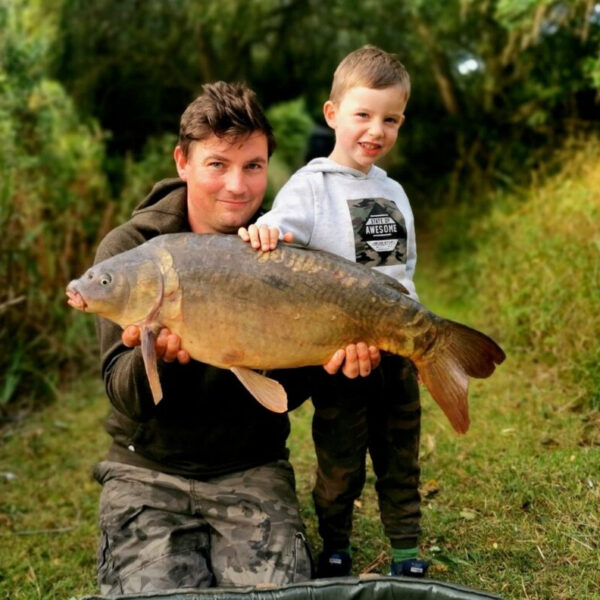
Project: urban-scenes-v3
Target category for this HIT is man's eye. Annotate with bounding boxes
[246,163,264,171]
[208,161,224,169]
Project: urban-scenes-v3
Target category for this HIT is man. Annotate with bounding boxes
[93,81,378,594]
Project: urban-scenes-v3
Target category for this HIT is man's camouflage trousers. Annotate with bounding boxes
[94,459,312,594]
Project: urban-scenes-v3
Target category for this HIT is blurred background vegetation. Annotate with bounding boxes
[1,0,599,420]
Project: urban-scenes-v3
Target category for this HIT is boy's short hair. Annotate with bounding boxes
[329,45,410,104]
[178,81,276,158]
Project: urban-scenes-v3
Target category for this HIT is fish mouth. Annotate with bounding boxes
[66,284,88,311]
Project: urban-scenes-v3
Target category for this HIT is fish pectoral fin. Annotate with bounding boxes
[140,326,163,405]
[230,367,288,413]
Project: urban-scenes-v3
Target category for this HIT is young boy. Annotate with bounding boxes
[239,46,428,578]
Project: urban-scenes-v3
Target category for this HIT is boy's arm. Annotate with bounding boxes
[257,174,317,245]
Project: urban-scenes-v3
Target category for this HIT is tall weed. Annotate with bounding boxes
[422,136,600,409]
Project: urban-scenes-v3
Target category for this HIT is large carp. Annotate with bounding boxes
[66,233,505,433]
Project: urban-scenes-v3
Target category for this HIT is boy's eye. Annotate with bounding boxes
[356,112,369,118]
[385,117,400,124]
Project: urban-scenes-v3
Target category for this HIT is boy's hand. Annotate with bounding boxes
[122,325,191,364]
[324,343,381,378]
[238,225,293,251]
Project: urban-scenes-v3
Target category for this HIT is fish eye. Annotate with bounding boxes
[100,273,112,286]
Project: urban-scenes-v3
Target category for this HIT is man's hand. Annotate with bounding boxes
[122,325,191,364]
[238,224,293,251]
[324,343,381,378]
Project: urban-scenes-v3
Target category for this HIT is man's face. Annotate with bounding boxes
[174,132,269,234]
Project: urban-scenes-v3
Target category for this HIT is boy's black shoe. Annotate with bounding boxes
[389,558,429,577]
[316,551,352,578]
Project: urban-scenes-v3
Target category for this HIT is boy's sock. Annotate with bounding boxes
[391,547,418,562]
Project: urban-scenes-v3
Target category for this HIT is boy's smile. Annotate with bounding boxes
[324,85,407,173]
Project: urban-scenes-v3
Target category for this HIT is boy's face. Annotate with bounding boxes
[324,85,407,173]
[174,132,269,234]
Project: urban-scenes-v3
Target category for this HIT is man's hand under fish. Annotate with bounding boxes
[121,325,381,378]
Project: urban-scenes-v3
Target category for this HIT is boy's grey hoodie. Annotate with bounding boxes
[257,157,418,300]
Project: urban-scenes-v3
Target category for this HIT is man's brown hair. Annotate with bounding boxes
[329,45,410,104]
[178,81,276,158]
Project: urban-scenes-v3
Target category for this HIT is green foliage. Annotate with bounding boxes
[263,98,314,207]
[117,133,178,222]
[0,0,112,415]
[267,98,314,172]
[49,0,600,204]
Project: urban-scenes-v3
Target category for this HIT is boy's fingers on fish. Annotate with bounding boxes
[368,345,381,369]
[247,224,262,250]
[341,344,360,379]
[122,325,140,347]
[323,349,346,374]
[258,225,275,251]
[267,226,280,250]
[355,342,372,377]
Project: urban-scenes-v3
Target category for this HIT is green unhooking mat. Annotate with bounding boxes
[81,575,504,600]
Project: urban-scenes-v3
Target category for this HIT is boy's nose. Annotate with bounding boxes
[368,119,384,138]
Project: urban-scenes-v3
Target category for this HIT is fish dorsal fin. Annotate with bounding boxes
[230,367,288,413]
[140,325,163,404]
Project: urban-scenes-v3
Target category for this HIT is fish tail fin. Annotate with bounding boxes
[413,320,506,434]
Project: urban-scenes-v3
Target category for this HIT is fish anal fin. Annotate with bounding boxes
[141,326,163,404]
[230,367,288,413]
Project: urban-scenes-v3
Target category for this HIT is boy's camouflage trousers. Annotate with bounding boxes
[94,459,312,595]
[311,355,422,551]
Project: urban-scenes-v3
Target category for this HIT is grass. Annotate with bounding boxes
[2,348,598,599]
[0,379,108,600]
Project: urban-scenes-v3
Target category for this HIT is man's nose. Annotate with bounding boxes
[224,169,246,194]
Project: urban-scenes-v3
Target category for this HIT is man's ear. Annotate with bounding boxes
[323,100,337,129]
[174,146,188,180]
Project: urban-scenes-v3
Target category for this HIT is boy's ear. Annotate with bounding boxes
[174,146,188,181]
[323,100,337,128]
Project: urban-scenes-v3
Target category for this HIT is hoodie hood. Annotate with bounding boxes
[298,157,387,180]
[133,178,187,215]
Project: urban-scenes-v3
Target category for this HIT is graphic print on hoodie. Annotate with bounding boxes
[348,197,407,268]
